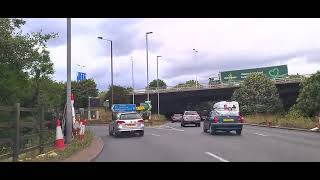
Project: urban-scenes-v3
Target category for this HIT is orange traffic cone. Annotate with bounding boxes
[54,119,65,150]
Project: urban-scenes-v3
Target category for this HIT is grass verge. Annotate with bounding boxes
[18,130,94,162]
[244,114,318,129]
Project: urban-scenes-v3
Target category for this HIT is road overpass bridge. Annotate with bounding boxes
[132,78,303,116]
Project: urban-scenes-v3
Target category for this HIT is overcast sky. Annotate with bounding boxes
[23,18,320,91]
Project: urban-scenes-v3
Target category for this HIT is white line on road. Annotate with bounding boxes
[205,152,229,162]
[151,133,160,136]
[163,126,185,132]
[254,132,268,137]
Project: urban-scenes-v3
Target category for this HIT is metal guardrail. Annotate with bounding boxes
[134,75,308,94]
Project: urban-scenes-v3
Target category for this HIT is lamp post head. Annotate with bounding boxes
[146,32,153,34]
[97,36,103,40]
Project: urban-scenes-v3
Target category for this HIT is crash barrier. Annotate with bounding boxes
[0,103,60,162]
[134,76,308,94]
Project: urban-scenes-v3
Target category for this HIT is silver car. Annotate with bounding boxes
[181,111,201,127]
[109,112,144,137]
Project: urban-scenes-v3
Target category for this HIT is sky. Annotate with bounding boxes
[23,18,320,91]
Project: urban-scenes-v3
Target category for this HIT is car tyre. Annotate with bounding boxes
[181,123,184,127]
[109,127,113,136]
[236,129,242,135]
[138,131,144,137]
[209,125,215,135]
[203,126,207,133]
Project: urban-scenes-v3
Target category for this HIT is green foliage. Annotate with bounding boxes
[0,18,58,107]
[148,79,167,89]
[174,80,202,88]
[71,79,99,109]
[291,71,320,117]
[104,85,132,104]
[232,73,283,115]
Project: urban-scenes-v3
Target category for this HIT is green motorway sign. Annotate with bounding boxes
[220,65,288,83]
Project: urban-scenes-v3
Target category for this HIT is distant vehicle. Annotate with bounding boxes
[181,111,201,127]
[109,112,144,137]
[203,101,244,135]
[171,114,183,122]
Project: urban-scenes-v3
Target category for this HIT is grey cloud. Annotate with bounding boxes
[97,19,163,57]
[162,49,320,79]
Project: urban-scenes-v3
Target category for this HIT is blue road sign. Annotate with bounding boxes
[77,72,87,82]
[111,104,136,112]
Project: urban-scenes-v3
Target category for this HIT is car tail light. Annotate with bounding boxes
[238,116,244,123]
[213,117,219,123]
[138,119,144,123]
[116,120,125,124]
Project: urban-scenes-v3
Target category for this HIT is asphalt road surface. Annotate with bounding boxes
[89,122,320,162]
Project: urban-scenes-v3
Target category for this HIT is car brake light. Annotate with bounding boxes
[213,117,219,123]
[238,116,244,123]
[116,120,125,124]
[138,120,144,123]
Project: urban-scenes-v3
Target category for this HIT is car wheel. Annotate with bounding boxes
[109,127,113,136]
[181,123,184,127]
[209,125,215,135]
[138,131,144,137]
[203,126,207,133]
[198,123,201,127]
[236,129,242,135]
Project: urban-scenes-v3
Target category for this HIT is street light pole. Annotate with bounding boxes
[66,18,72,144]
[193,49,198,88]
[97,36,114,108]
[110,40,114,107]
[131,57,135,104]
[146,32,153,101]
[156,56,162,117]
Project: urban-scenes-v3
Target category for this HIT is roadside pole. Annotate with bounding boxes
[66,18,72,144]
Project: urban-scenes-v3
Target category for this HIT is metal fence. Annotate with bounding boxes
[134,75,308,94]
[0,103,59,162]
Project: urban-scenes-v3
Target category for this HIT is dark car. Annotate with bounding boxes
[171,114,183,122]
[203,110,244,135]
[181,111,201,127]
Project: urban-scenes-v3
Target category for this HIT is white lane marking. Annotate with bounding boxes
[205,152,229,162]
[254,132,268,137]
[163,126,185,131]
[147,126,184,132]
[151,133,160,136]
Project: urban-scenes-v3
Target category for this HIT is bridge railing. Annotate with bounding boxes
[134,74,310,94]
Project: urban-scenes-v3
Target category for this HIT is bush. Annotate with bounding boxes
[291,71,320,117]
[232,73,283,115]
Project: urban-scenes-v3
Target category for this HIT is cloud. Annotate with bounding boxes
[23,18,320,91]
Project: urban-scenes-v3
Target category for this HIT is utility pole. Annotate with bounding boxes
[131,57,135,104]
[66,18,72,144]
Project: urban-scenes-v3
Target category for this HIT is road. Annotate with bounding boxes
[89,122,320,162]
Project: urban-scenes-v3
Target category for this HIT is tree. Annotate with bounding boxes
[291,71,320,117]
[148,79,167,89]
[70,79,99,109]
[104,85,132,104]
[232,73,283,115]
[0,18,57,106]
[174,80,202,88]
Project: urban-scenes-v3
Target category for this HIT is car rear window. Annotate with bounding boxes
[119,113,141,120]
[215,110,238,116]
[185,111,198,115]
[174,114,182,116]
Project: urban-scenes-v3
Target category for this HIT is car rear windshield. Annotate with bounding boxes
[185,112,198,115]
[215,110,238,116]
[174,114,182,116]
[119,113,141,120]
